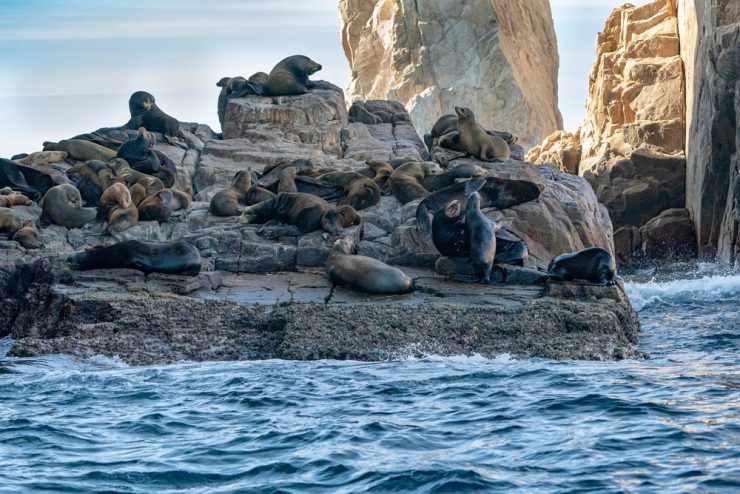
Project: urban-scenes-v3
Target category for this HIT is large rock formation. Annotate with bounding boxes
[339,0,563,148]
[527,0,690,264]
[678,0,740,263]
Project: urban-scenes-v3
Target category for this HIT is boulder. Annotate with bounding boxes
[639,208,697,260]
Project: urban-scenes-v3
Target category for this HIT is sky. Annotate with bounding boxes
[0,0,625,158]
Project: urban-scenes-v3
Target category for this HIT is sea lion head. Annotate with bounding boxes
[106,157,130,173]
[421,161,443,176]
[331,235,359,255]
[454,106,474,122]
[233,169,252,192]
[137,127,154,146]
[339,180,380,211]
[321,205,360,234]
[444,200,461,219]
[129,91,156,113]
[216,76,232,88]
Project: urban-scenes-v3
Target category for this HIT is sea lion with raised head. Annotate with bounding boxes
[68,240,201,275]
[217,76,247,126]
[547,247,616,285]
[326,236,415,294]
[210,169,252,217]
[416,176,543,234]
[239,192,360,235]
[125,91,180,137]
[454,106,510,161]
[466,192,498,284]
[263,55,322,96]
[116,127,161,174]
[11,219,41,249]
[245,185,276,206]
[389,161,444,204]
[41,184,97,228]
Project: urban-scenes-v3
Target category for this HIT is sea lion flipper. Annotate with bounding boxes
[464,177,486,196]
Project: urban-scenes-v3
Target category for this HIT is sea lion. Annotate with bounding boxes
[138,188,190,221]
[427,113,519,151]
[0,158,60,200]
[431,201,528,265]
[454,107,510,161]
[0,207,22,235]
[389,161,444,204]
[263,55,322,96]
[100,183,132,209]
[315,171,381,210]
[239,192,360,235]
[217,76,247,126]
[125,91,180,137]
[107,204,139,234]
[129,176,164,206]
[326,236,414,294]
[245,185,276,205]
[11,219,41,249]
[421,163,487,192]
[363,160,394,192]
[107,158,165,190]
[0,193,32,207]
[87,160,118,189]
[41,184,97,228]
[466,192,498,284]
[248,72,269,85]
[547,247,616,285]
[116,127,161,174]
[18,151,68,167]
[210,169,252,217]
[67,162,104,206]
[416,176,543,234]
[68,240,201,275]
[277,166,301,193]
[43,139,117,162]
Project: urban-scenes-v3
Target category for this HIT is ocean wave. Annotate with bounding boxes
[626,273,740,311]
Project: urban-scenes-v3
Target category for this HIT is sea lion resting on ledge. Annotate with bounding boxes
[326,236,414,294]
[69,240,201,275]
[41,184,97,228]
[239,192,360,235]
[548,247,616,285]
[222,55,323,99]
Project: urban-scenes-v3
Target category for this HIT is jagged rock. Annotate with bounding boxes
[526,130,581,174]
[339,0,563,147]
[639,208,697,260]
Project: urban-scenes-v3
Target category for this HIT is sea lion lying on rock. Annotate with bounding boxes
[426,113,518,152]
[263,55,322,96]
[69,240,201,275]
[18,151,68,167]
[12,219,41,249]
[326,236,414,294]
[101,183,137,233]
[43,139,116,162]
[139,189,190,222]
[421,163,487,192]
[129,176,164,206]
[416,176,543,234]
[548,247,616,285]
[41,184,97,228]
[315,171,380,210]
[389,161,444,204]
[125,91,180,137]
[107,158,165,190]
[0,193,32,207]
[240,192,360,235]
[0,158,61,200]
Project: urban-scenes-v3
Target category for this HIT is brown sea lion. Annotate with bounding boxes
[217,76,247,126]
[427,113,519,151]
[326,236,415,294]
[364,160,394,192]
[128,176,163,206]
[100,183,132,209]
[138,189,173,222]
[316,171,380,211]
[421,163,487,192]
[107,158,165,190]
[245,186,276,205]
[69,240,201,275]
[466,192,498,284]
[0,193,32,207]
[87,160,119,189]
[116,127,160,174]
[389,161,443,204]
[277,166,301,193]
[454,106,510,161]
[41,184,97,228]
[547,247,616,285]
[0,207,23,235]
[263,55,322,96]
[11,219,41,249]
[18,151,68,167]
[239,192,360,235]
[209,169,252,217]
[125,91,180,137]
[43,139,117,162]
[416,176,543,234]
[107,204,139,234]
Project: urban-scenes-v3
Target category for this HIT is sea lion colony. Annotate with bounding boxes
[0,54,616,294]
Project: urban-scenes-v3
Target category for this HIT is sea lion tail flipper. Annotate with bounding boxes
[415,203,432,234]
[464,177,486,196]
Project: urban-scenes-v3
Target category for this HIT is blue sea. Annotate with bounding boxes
[1,268,739,493]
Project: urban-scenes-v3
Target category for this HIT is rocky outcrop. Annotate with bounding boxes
[527,0,691,264]
[339,0,563,147]
[678,0,740,264]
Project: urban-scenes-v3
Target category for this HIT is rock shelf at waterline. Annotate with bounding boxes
[1,89,637,364]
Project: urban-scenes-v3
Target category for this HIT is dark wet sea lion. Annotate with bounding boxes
[12,219,41,249]
[68,240,201,275]
[431,200,528,265]
[67,162,105,206]
[263,55,322,96]
[416,176,543,234]
[240,192,360,235]
[116,127,161,174]
[0,158,62,200]
[455,106,510,161]
[41,184,97,228]
[466,192,497,283]
[210,169,252,217]
[547,247,616,285]
[389,161,443,204]
[326,236,414,294]
[125,91,180,137]
[44,139,117,162]
[421,163,487,192]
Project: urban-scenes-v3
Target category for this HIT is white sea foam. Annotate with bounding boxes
[626,273,740,311]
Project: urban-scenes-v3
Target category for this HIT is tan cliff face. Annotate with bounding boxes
[338,0,564,148]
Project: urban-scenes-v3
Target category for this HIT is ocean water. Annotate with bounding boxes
[1,270,739,493]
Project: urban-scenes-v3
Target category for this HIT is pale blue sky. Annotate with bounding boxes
[0,0,624,157]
